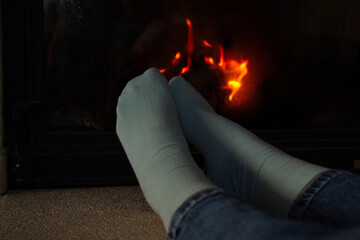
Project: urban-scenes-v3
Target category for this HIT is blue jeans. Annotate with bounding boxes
[168,170,360,239]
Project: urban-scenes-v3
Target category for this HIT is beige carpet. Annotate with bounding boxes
[0,186,167,240]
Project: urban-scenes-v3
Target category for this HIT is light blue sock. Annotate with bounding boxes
[116,68,216,231]
[169,76,328,217]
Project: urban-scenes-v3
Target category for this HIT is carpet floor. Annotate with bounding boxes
[0,186,166,240]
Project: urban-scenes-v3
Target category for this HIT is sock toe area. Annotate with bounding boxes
[123,67,169,93]
[169,76,188,96]
[169,75,185,85]
[169,76,215,113]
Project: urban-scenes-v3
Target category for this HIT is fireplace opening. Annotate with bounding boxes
[3,0,360,188]
[44,0,360,131]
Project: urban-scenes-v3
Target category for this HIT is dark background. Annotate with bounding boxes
[3,0,360,189]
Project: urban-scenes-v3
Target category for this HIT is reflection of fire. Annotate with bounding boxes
[160,19,249,104]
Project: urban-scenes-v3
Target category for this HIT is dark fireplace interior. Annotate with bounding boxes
[3,0,360,189]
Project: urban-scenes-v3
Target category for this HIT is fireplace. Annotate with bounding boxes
[2,0,360,189]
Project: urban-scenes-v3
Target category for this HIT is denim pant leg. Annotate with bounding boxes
[168,190,336,240]
[290,170,360,228]
[168,170,360,240]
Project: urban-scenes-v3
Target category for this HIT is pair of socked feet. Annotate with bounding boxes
[116,68,327,232]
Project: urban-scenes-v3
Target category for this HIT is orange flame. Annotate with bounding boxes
[204,57,215,65]
[158,19,249,104]
[222,60,248,102]
[180,19,194,75]
[172,52,181,66]
[185,19,194,54]
[203,40,249,102]
[218,45,224,67]
[203,40,212,48]
[228,81,241,101]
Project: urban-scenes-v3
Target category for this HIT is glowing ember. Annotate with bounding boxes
[160,68,167,73]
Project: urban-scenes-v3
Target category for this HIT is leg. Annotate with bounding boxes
[116,68,217,231]
[291,170,360,228]
[169,170,360,239]
[169,188,360,240]
[169,76,328,218]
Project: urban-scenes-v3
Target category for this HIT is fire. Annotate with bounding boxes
[218,45,225,67]
[160,19,194,76]
[159,19,249,104]
[203,40,212,48]
[172,52,181,66]
[221,58,249,102]
[204,57,215,65]
[203,41,249,102]
[228,81,241,101]
[180,19,194,75]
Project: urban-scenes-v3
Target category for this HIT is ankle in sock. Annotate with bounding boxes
[169,76,328,218]
[116,68,216,231]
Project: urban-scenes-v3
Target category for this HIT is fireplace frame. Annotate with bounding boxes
[2,0,141,189]
[2,0,360,190]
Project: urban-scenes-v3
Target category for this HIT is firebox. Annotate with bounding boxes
[2,0,360,189]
